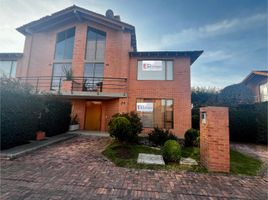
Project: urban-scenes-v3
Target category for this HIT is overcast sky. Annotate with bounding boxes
[0,0,267,88]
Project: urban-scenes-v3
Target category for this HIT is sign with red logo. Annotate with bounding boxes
[142,61,163,71]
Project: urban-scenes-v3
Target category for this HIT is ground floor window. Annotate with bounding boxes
[136,98,173,129]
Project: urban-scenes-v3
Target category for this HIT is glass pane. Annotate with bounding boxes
[166,61,173,80]
[165,100,173,129]
[96,33,106,62]
[137,60,165,80]
[260,82,268,102]
[55,40,65,60]
[85,30,96,61]
[0,61,12,77]
[153,99,164,128]
[136,99,154,128]
[55,27,75,60]
[51,63,71,90]
[64,36,74,59]
[83,63,95,91]
[10,61,17,77]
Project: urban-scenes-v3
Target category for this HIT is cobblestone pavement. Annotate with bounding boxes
[1,136,267,200]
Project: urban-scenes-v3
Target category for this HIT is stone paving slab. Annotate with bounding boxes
[137,153,165,165]
[1,136,267,200]
[0,133,77,160]
[180,157,198,166]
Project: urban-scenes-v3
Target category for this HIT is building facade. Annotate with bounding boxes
[0,53,22,78]
[242,71,268,103]
[15,5,202,138]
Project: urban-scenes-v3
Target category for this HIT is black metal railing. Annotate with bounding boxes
[17,76,128,95]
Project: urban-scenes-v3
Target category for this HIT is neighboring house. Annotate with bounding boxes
[242,71,268,102]
[14,5,202,137]
[0,53,22,78]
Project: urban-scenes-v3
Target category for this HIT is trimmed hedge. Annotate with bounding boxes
[108,116,133,142]
[39,97,71,137]
[162,140,181,162]
[1,78,43,149]
[229,102,267,144]
[0,77,72,150]
[192,102,268,144]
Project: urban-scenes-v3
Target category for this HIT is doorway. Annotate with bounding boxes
[85,101,102,131]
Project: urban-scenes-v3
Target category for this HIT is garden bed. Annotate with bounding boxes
[102,140,263,176]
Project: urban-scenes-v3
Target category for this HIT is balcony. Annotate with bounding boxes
[17,76,128,99]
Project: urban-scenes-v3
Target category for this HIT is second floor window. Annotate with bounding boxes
[84,27,106,91]
[137,60,173,80]
[85,28,106,62]
[54,27,75,60]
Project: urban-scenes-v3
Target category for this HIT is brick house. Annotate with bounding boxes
[15,5,202,138]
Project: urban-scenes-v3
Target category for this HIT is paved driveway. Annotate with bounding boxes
[1,136,267,200]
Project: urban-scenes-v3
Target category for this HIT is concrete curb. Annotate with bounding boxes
[0,133,77,160]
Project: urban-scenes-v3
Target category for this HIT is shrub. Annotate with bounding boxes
[0,78,43,149]
[108,116,133,142]
[39,97,71,137]
[148,127,178,146]
[184,128,200,147]
[112,112,143,135]
[162,140,181,162]
[109,112,143,142]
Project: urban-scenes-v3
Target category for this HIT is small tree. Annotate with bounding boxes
[108,116,132,142]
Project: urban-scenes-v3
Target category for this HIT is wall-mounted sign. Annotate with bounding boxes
[142,61,163,71]
[137,102,154,112]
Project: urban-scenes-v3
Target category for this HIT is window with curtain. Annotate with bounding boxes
[136,99,174,128]
[84,27,106,91]
[137,60,173,80]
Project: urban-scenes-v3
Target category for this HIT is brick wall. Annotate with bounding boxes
[127,57,192,138]
[200,107,230,173]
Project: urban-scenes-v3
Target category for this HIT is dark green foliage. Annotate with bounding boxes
[229,102,267,144]
[108,116,133,142]
[191,87,219,107]
[191,107,200,130]
[0,77,72,150]
[109,112,143,142]
[112,112,143,135]
[1,78,43,149]
[148,127,178,146]
[39,97,71,137]
[218,83,255,106]
[184,129,200,147]
[162,140,181,162]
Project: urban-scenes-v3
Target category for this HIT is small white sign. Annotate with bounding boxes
[137,103,153,112]
[142,61,163,71]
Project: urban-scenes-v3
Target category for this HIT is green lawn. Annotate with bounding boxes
[102,140,263,175]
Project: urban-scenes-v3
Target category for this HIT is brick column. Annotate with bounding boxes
[200,107,230,173]
[72,23,87,89]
